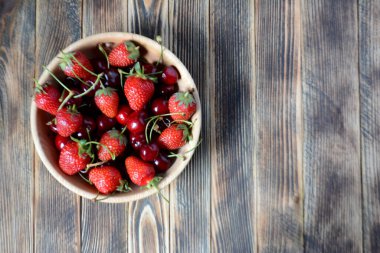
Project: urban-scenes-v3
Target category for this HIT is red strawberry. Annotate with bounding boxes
[98,129,127,161]
[56,106,83,137]
[168,91,196,120]
[88,166,129,194]
[59,141,91,175]
[125,156,156,186]
[158,124,191,150]
[94,87,119,118]
[124,63,155,111]
[59,51,94,80]
[109,41,140,67]
[34,82,61,115]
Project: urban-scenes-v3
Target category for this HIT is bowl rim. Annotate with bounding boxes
[30,32,202,203]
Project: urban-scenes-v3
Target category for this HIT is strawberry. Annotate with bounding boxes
[168,91,196,120]
[59,51,94,80]
[109,41,140,67]
[88,166,130,194]
[56,105,83,137]
[34,82,61,115]
[94,87,119,118]
[124,63,155,111]
[125,156,156,186]
[98,129,127,161]
[59,141,91,175]
[158,124,191,150]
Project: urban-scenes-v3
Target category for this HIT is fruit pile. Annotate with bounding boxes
[34,40,198,200]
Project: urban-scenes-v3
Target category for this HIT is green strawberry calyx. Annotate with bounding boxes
[95,87,117,97]
[117,180,132,192]
[108,129,128,146]
[120,62,160,83]
[124,41,140,61]
[177,124,192,142]
[173,91,196,107]
[58,51,98,77]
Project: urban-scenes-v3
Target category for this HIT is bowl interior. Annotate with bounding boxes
[31,32,201,203]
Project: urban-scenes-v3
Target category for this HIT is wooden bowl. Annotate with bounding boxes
[30,32,201,203]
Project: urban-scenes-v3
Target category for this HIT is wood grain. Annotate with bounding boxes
[210,0,255,252]
[34,0,82,252]
[302,0,363,252]
[359,1,380,252]
[255,0,303,252]
[167,0,211,252]
[81,1,128,252]
[127,1,170,252]
[0,0,35,252]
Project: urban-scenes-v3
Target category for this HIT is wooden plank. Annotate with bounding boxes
[34,0,82,252]
[167,0,211,252]
[255,0,303,252]
[81,1,128,252]
[0,1,35,252]
[210,0,255,252]
[359,1,380,252]
[127,1,170,252]
[302,0,362,252]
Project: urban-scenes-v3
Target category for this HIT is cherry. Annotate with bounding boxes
[157,83,178,97]
[142,63,158,74]
[154,152,174,172]
[116,105,133,125]
[80,77,101,97]
[47,120,58,133]
[125,111,148,134]
[156,116,172,132]
[129,132,147,151]
[83,116,96,133]
[140,142,160,161]
[62,88,83,106]
[161,66,178,85]
[151,97,169,115]
[78,97,100,115]
[103,68,121,87]
[93,58,108,73]
[96,114,117,135]
[55,135,71,151]
[73,126,89,140]
[64,77,80,88]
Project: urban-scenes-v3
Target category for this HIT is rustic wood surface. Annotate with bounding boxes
[1,0,380,252]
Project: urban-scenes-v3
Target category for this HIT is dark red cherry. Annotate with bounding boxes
[156,116,172,132]
[80,77,101,97]
[64,77,80,88]
[62,88,83,106]
[161,66,178,85]
[157,83,178,97]
[129,132,147,151]
[55,135,71,151]
[154,152,174,172]
[93,58,108,73]
[151,97,169,115]
[104,68,121,87]
[47,119,58,133]
[73,126,89,140]
[125,111,148,134]
[96,114,117,135]
[116,105,133,125]
[83,116,96,133]
[140,142,160,161]
[142,63,158,74]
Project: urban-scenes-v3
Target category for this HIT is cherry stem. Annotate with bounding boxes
[170,119,194,127]
[118,69,124,88]
[73,73,104,98]
[98,44,110,69]
[86,160,107,169]
[153,184,169,203]
[78,172,92,184]
[121,125,128,135]
[156,35,164,66]
[93,191,115,202]
[58,91,74,111]
[43,66,71,92]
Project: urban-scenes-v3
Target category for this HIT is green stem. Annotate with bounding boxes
[64,51,98,77]
[86,160,107,169]
[43,66,71,92]
[58,91,74,111]
[98,44,110,69]
[73,73,103,98]
[86,141,116,160]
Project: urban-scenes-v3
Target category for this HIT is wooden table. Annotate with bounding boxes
[1,0,380,252]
